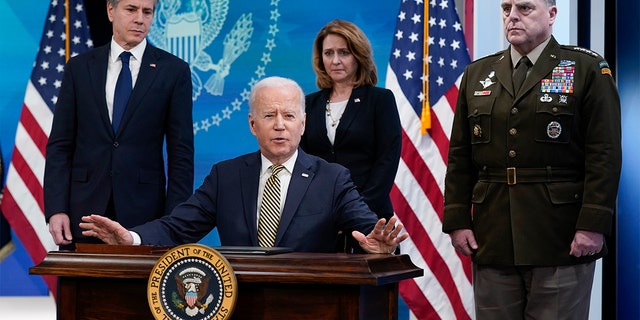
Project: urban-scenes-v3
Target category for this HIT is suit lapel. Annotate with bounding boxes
[498,37,561,101]
[274,149,315,246]
[241,152,262,246]
[89,45,112,135]
[517,38,561,100]
[311,90,333,147]
[492,51,515,98]
[334,86,365,143]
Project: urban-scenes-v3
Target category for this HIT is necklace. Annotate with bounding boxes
[326,99,344,127]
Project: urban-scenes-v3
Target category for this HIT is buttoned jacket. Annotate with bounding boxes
[443,37,621,266]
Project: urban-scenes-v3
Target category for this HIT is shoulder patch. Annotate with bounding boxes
[599,59,613,77]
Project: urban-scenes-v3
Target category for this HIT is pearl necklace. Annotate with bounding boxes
[326,100,344,127]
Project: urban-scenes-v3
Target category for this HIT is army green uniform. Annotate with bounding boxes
[442,36,622,267]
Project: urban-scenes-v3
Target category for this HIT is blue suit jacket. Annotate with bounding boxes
[132,149,379,252]
[44,43,194,240]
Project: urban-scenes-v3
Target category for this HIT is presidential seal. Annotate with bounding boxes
[148,244,237,320]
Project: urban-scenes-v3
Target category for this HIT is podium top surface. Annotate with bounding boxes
[30,244,423,286]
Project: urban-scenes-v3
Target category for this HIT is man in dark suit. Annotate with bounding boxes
[442,0,621,319]
[80,76,408,254]
[44,0,194,249]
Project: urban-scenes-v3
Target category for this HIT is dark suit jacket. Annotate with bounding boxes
[44,43,194,240]
[443,37,622,266]
[132,149,379,252]
[300,85,401,220]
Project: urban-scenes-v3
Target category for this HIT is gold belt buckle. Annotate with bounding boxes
[507,167,516,185]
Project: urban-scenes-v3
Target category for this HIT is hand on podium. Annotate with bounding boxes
[80,214,134,245]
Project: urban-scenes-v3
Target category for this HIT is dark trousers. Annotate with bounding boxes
[473,262,596,320]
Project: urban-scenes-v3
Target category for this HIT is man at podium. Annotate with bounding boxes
[80,76,407,254]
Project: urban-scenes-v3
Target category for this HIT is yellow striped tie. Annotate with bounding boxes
[258,164,285,247]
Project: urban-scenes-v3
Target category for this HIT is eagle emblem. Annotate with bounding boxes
[148,0,254,100]
[173,267,215,316]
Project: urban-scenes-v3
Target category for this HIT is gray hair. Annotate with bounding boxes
[249,76,306,115]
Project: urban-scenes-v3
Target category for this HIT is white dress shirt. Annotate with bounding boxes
[105,38,146,123]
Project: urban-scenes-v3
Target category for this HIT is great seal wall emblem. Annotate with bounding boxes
[148,244,237,319]
[147,0,282,136]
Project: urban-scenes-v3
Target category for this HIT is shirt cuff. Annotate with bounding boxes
[130,231,142,245]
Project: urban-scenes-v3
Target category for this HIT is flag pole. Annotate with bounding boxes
[421,3,431,134]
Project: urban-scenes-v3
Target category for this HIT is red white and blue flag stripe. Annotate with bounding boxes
[386,0,474,318]
[0,0,93,296]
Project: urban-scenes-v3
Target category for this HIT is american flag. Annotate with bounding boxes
[0,0,92,295]
[386,0,474,319]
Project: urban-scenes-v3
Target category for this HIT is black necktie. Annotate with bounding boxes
[112,51,132,132]
[513,56,532,95]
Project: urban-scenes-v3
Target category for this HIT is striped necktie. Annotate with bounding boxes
[258,164,285,247]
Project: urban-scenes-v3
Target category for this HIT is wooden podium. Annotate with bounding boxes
[30,245,423,319]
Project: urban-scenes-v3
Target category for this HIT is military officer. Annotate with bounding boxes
[442,0,622,319]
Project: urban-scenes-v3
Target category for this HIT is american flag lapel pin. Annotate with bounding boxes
[301,173,309,178]
[354,98,360,103]
[150,63,156,68]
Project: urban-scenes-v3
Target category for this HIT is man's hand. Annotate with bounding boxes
[570,230,603,258]
[80,214,134,245]
[48,213,72,245]
[450,229,478,256]
[352,216,409,254]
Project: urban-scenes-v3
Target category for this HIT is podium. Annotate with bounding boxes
[30,245,423,319]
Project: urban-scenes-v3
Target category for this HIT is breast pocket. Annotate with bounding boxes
[467,98,494,144]
[534,93,574,143]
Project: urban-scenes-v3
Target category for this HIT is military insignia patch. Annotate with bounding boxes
[599,60,612,77]
[479,71,496,89]
[547,121,562,139]
[473,124,482,137]
[148,244,237,320]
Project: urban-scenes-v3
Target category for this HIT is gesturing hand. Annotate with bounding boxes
[80,214,134,245]
[352,216,409,254]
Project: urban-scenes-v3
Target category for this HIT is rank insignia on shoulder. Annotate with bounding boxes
[567,46,599,57]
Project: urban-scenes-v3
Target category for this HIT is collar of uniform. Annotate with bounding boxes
[510,36,552,68]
